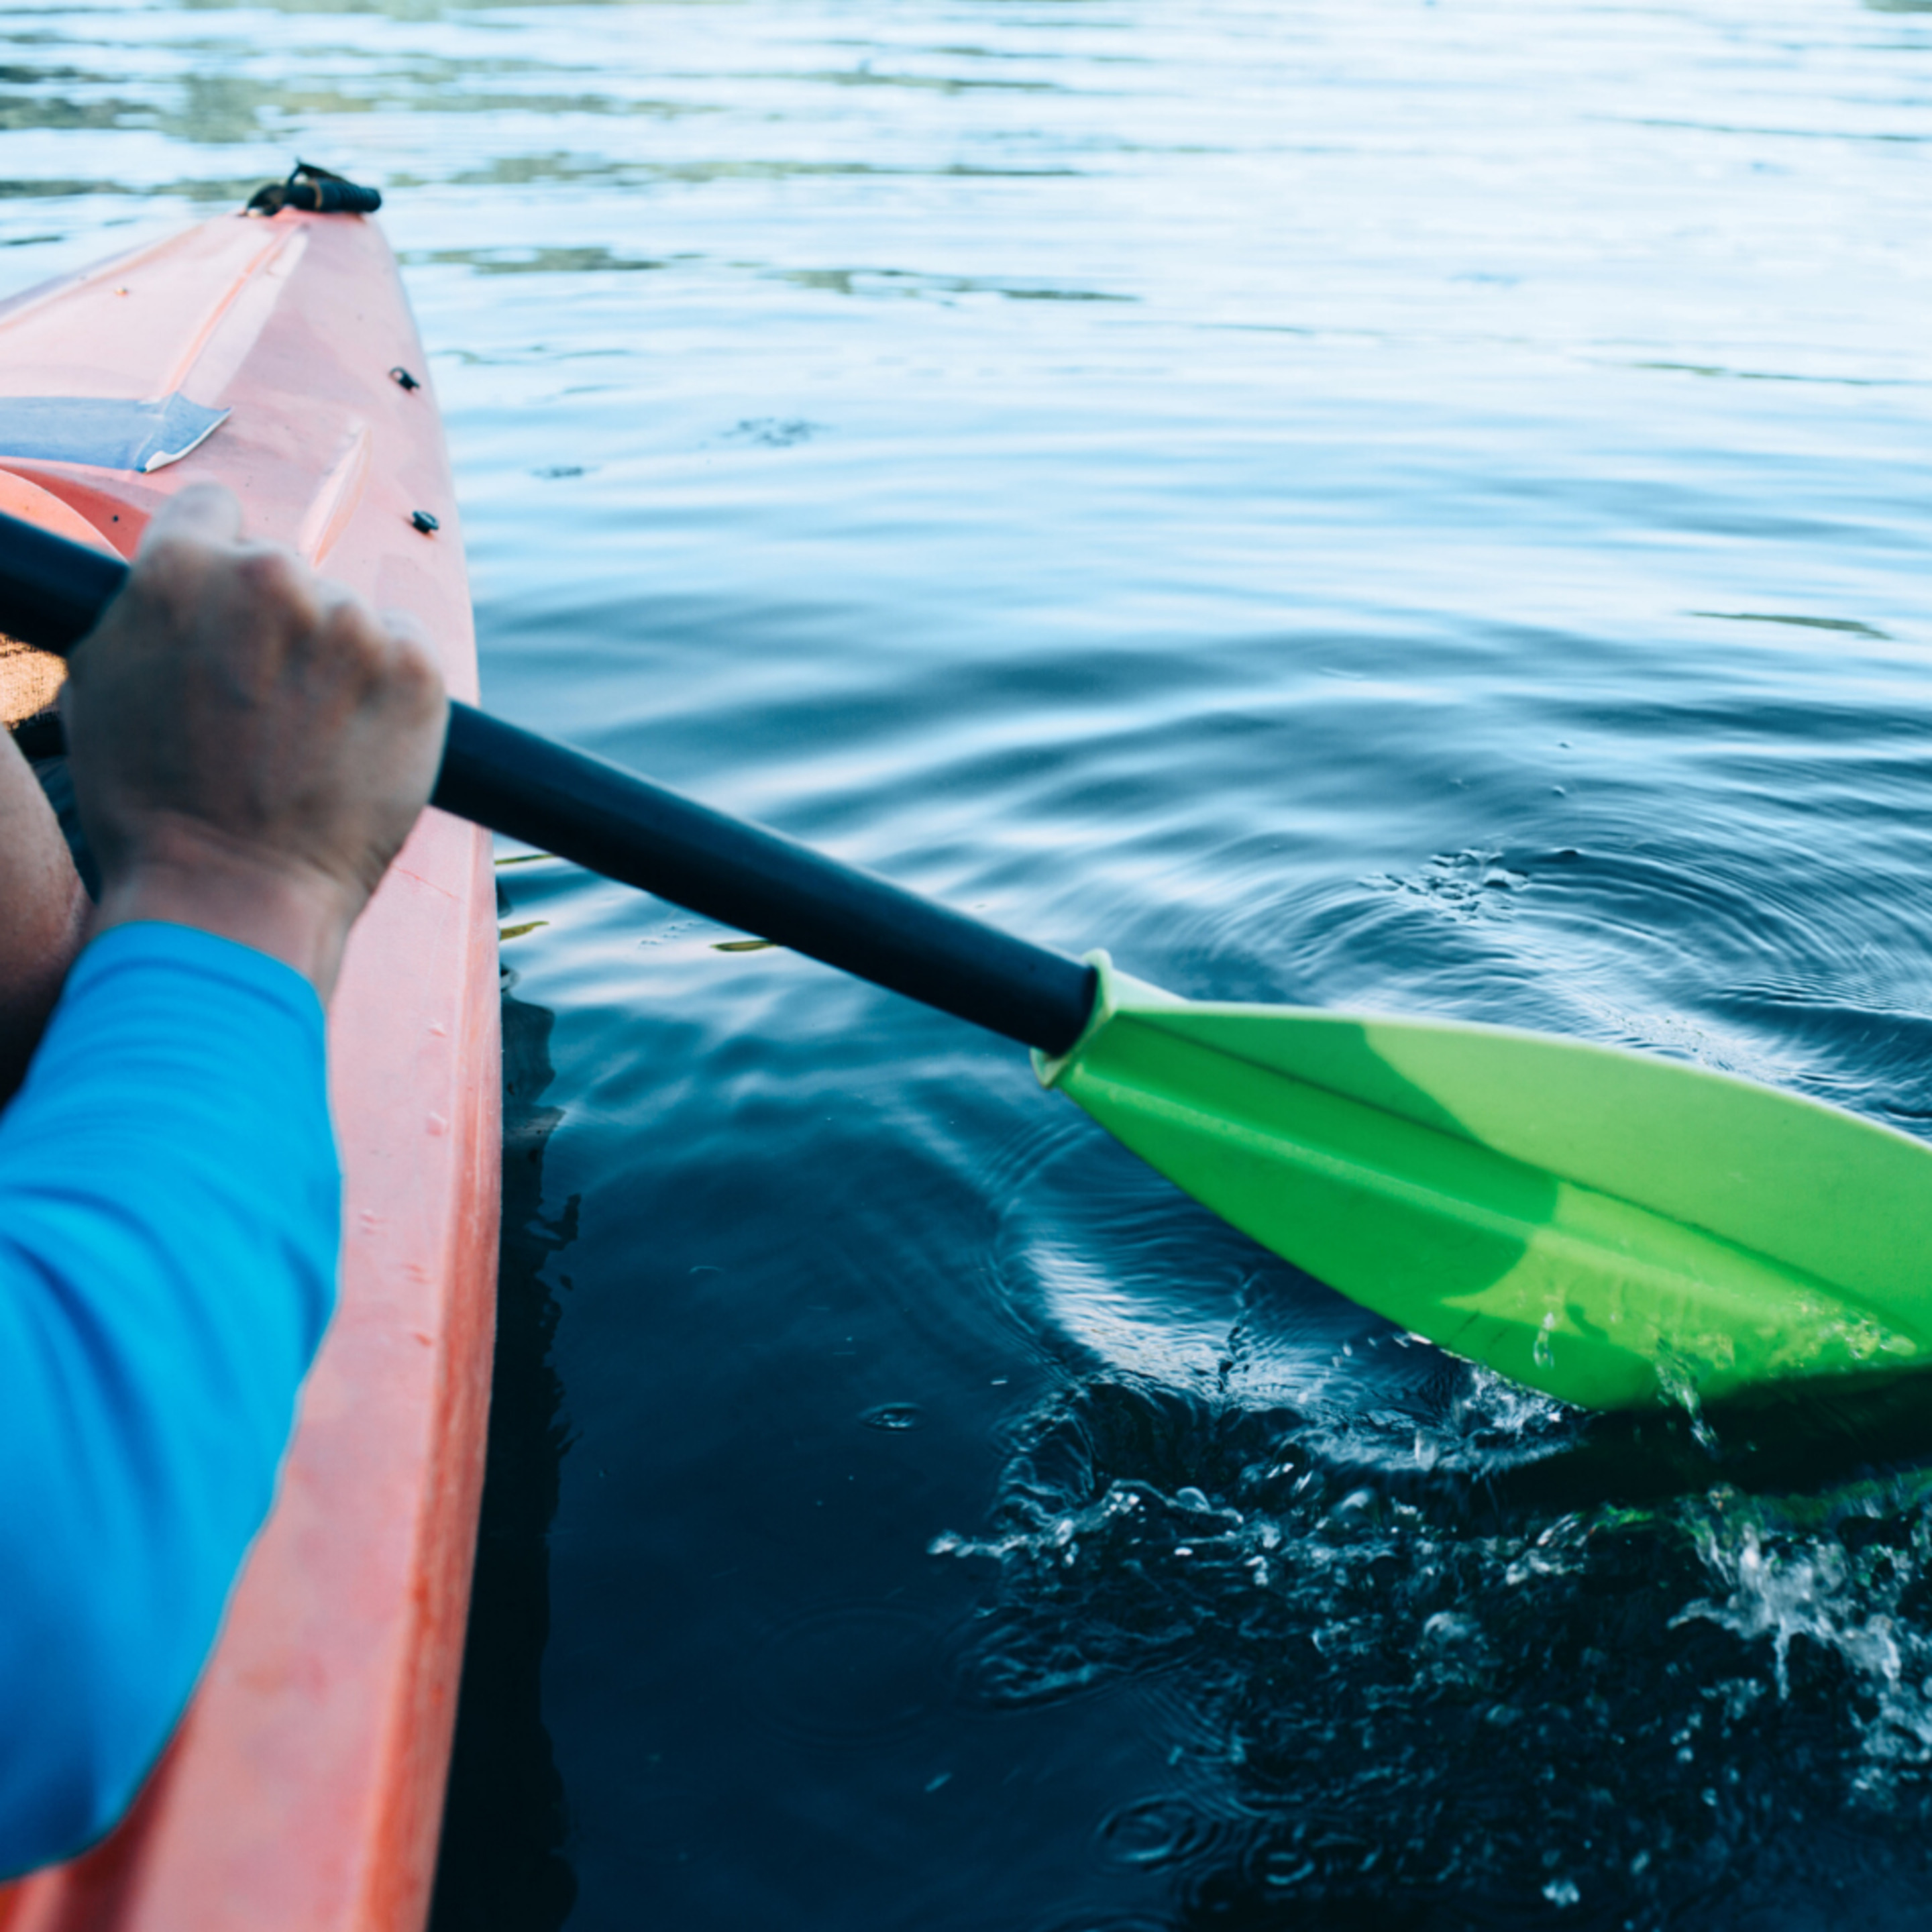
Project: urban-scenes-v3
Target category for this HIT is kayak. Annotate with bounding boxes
[0,201,500,1926]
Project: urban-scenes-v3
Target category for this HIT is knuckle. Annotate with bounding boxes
[132,535,201,607]
[234,544,314,619]
[391,627,445,704]
[319,596,390,680]
[370,612,445,710]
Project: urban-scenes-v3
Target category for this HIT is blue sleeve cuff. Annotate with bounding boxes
[49,918,324,1051]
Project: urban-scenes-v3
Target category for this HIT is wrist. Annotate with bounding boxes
[92,835,358,1000]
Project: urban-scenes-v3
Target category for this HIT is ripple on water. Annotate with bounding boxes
[988,1114,1584,1478]
[1091,1794,1238,1873]
[989,1124,1395,1410]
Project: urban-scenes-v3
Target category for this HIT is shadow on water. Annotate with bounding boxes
[429,967,578,1932]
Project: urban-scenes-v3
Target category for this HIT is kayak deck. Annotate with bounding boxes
[0,209,500,1931]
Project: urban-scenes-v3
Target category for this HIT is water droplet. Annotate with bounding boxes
[862,1401,924,1432]
[1534,1311,1557,1368]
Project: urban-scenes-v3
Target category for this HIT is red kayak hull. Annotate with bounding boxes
[0,209,500,1931]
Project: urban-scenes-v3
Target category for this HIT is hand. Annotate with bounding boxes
[64,486,448,1000]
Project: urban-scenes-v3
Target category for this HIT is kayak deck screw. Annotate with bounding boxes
[389,366,421,391]
[410,509,440,535]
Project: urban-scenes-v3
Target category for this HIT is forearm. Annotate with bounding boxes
[0,924,338,1876]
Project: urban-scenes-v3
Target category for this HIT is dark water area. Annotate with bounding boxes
[5,1,1932,1925]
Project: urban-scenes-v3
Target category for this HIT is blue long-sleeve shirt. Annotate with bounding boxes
[0,922,338,1878]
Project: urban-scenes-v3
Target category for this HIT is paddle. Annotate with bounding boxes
[4,506,1930,1417]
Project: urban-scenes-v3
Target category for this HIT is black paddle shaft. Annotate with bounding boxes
[0,510,1098,1055]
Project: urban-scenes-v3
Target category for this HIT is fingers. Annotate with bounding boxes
[231,547,325,674]
[308,593,445,725]
[120,488,282,675]
[117,495,443,729]
[372,608,445,722]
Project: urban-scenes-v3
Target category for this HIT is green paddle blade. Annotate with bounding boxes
[1036,958,1932,1413]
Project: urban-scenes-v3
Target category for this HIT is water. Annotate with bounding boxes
[3,1,1931,1924]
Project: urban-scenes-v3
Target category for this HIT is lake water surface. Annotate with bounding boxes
[3,1,1931,1925]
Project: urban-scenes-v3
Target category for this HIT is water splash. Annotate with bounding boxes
[933,1375,1932,1921]
[1654,1350,1723,1456]
[1675,1483,1932,1801]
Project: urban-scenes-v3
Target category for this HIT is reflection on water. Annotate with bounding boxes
[431,969,576,1932]
[4,0,1932,1924]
